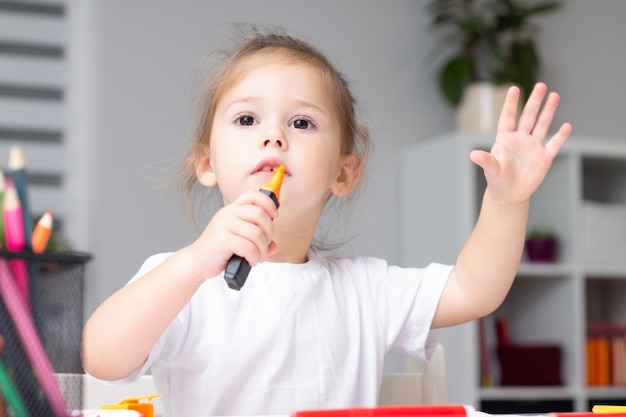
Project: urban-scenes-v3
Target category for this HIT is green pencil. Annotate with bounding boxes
[0,357,28,417]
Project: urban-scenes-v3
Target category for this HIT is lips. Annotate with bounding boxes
[253,158,287,175]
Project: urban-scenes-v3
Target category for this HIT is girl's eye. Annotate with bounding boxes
[236,115,256,126]
[290,118,314,130]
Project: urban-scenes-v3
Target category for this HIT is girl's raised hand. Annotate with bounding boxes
[469,83,573,203]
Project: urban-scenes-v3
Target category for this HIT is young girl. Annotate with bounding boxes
[82,27,572,417]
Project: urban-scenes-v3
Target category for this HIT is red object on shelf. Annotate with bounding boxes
[497,344,563,386]
[495,316,511,346]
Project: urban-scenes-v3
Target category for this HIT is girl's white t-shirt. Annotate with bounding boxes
[111,248,452,417]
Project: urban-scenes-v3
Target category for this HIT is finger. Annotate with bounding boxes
[497,86,522,133]
[228,227,268,266]
[517,83,548,133]
[530,91,560,140]
[469,149,500,178]
[234,205,275,242]
[544,122,573,158]
[235,190,279,219]
[227,206,275,260]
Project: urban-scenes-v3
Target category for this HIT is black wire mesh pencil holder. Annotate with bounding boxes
[0,250,91,416]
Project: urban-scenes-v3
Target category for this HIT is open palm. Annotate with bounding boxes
[469,83,573,203]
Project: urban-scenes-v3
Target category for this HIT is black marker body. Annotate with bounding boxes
[223,188,279,290]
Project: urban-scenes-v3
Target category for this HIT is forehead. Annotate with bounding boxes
[219,52,337,104]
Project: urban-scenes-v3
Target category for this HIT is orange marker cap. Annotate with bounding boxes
[260,165,285,203]
[101,394,161,417]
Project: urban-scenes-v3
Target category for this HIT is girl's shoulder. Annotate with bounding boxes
[127,252,174,284]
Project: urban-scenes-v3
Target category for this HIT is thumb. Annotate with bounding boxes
[469,149,500,178]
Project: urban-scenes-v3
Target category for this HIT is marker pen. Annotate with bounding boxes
[224,165,285,291]
[292,405,472,417]
[592,405,626,413]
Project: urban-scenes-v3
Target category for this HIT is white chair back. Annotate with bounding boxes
[378,344,448,405]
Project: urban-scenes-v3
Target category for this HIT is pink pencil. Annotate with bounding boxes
[0,256,68,416]
[2,177,29,304]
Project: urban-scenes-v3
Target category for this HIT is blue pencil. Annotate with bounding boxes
[8,147,32,251]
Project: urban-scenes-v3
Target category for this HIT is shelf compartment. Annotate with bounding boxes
[583,157,626,204]
[480,386,577,400]
[483,276,577,388]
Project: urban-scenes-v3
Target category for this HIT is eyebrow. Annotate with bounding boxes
[223,97,261,112]
[224,97,330,117]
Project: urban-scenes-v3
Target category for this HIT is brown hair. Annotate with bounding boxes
[178,26,370,230]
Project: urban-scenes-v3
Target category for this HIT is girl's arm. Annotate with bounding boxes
[81,248,205,380]
[82,189,279,380]
[432,83,572,329]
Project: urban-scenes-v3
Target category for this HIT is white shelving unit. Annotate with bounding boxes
[399,133,626,413]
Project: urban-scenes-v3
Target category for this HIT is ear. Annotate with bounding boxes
[330,153,361,197]
[195,148,218,187]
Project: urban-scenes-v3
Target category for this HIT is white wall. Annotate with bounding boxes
[68,0,453,313]
[67,0,626,380]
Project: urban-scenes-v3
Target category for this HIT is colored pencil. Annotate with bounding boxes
[0,335,28,417]
[32,211,53,254]
[8,147,33,251]
[0,257,68,416]
[2,178,29,305]
[2,178,24,252]
[0,170,5,249]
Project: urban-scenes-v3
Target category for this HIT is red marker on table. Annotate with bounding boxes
[224,165,285,291]
[292,405,471,417]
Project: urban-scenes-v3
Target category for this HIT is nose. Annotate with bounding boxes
[260,125,287,149]
[263,136,287,148]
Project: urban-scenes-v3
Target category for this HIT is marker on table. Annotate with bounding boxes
[8,147,33,251]
[592,405,626,413]
[548,413,626,416]
[32,211,53,254]
[292,405,472,417]
[224,165,285,291]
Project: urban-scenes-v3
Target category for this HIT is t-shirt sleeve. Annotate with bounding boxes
[383,262,453,361]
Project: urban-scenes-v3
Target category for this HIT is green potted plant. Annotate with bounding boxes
[426,0,560,131]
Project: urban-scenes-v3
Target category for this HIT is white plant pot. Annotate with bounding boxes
[455,82,509,134]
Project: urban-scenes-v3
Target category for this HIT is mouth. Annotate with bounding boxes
[253,159,287,175]
[257,165,280,172]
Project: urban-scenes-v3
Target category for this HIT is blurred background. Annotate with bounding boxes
[2,0,626,386]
